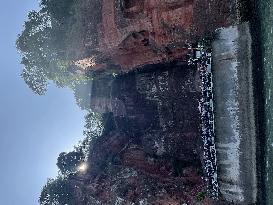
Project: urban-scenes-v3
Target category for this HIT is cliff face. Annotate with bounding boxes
[87,0,236,71]
[65,0,239,204]
[68,61,236,204]
[69,63,212,204]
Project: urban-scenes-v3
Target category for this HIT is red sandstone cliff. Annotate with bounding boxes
[67,62,236,204]
[84,0,237,71]
[65,1,239,204]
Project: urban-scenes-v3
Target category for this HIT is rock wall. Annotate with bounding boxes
[64,1,248,204]
[69,63,219,204]
[85,0,237,71]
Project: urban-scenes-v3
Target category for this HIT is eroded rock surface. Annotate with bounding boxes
[84,0,236,71]
[66,59,237,204]
[68,63,216,204]
[63,0,241,204]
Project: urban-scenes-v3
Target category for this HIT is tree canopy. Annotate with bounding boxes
[39,177,76,205]
[56,151,85,175]
[39,110,104,204]
[16,0,101,95]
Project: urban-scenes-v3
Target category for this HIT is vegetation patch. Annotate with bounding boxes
[16,0,102,95]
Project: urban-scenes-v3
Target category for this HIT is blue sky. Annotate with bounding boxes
[0,1,86,204]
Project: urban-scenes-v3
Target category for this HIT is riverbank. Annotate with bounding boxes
[212,23,257,204]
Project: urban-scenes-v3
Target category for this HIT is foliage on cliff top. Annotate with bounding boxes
[39,110,103,204]
[16,0,102,95]
[39,176,76,205]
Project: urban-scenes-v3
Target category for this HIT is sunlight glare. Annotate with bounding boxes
[77,162,88,173]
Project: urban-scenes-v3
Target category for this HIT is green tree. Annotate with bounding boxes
[16,1,91,95]
[21,61,48,95]
[39,177,76,205]
[83,111,103,137]
[16,10,52,94]
[73,111,103,156]
[40,0,75,22]
[56,151,84,175]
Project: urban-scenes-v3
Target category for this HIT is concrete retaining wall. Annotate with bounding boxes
[212,23,257,204]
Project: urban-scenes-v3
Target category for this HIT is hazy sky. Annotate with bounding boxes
[0,1,86,204]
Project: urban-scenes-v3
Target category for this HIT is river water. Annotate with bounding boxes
[259,1,273,204]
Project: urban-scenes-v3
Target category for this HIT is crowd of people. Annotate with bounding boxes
[188,43,219,198]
